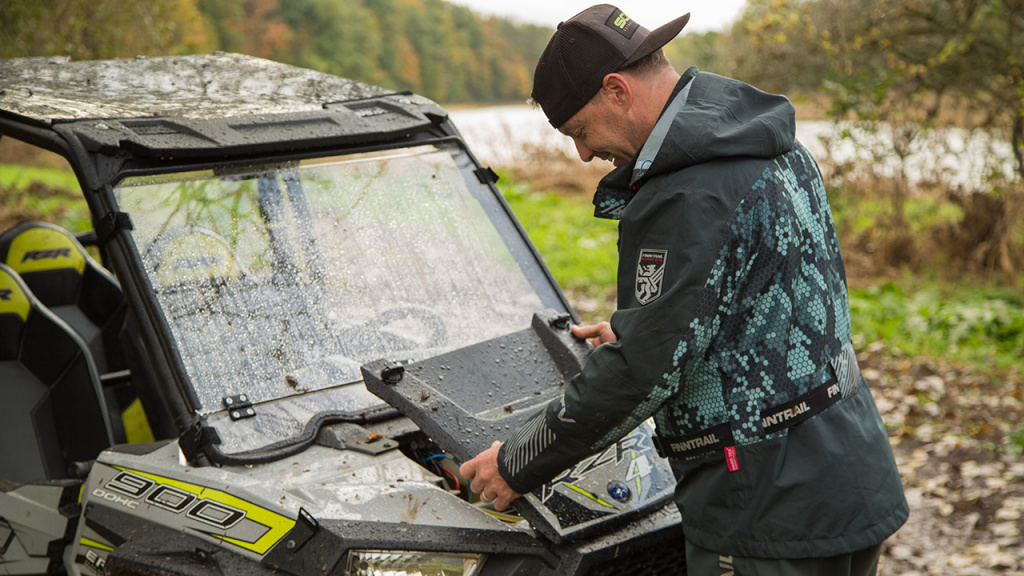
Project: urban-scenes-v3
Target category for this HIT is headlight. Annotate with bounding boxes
[343,549,487,576]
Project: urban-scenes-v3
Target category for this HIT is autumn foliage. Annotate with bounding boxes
[0,0,550,104]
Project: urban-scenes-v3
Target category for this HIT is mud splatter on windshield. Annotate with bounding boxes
[115,143,544,451]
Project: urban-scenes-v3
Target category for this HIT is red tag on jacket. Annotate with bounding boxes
[725,446,739,472]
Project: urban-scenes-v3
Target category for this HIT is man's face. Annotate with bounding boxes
[558,89,636,167]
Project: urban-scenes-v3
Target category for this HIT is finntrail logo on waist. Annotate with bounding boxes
[604,11,638,39]
[760,380,842,434]
[669,432,719,453]
[635,249,667,305]
[761,402,811,430]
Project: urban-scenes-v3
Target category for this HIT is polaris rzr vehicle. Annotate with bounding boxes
[0,54,684,576]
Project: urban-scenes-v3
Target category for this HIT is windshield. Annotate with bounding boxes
[115,144,551,450]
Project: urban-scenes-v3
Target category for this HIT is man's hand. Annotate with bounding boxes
[571,321,617,347]
[459,441,521,511]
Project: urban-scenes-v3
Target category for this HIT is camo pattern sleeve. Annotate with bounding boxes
[653,143,856,449]
[498,143,856,492]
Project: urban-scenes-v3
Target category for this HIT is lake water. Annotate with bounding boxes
[449,105,1015,190]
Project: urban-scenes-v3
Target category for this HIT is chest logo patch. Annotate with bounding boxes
[635,249,667,305]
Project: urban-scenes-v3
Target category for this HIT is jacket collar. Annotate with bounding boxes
[591,67,699,220]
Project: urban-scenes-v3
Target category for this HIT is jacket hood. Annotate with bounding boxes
[592,67,796,219]
[655,67,796,172]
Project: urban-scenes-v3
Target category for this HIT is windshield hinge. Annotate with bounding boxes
[223,394,256,420]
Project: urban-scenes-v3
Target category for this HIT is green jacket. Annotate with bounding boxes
[498,67,907,558]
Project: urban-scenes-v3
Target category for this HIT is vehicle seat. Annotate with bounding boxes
[0,264,115,483]
[0,221,146,442]
[0,221,127,376]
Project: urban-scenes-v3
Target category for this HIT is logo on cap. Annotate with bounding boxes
[604,11,638,39]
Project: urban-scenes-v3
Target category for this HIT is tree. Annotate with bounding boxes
[728,0,890,95]
[0,0,213,59]
[741,0,1024,276]
[663,30,728,80]
[740,0,1024,180]
[273,0,384,84]
[1,0,552,105]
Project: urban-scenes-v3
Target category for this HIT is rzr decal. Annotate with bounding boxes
[21,247,72,262]
[540,450,613,503]
[538,431,651,504]
[624,450,653,501]
[635,249,667,305]
[6,227,86,274]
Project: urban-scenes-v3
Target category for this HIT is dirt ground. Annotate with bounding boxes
[859,344,1023,575]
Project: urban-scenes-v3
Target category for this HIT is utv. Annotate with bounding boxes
[0,53,684,576]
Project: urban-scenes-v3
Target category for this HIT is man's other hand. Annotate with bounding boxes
[571,321,617,347]
[459,441,521,511]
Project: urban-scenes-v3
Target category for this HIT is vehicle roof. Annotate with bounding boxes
[0,53,395,124]
[0,53,450,163]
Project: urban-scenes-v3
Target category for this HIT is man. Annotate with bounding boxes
[460,5,908,575]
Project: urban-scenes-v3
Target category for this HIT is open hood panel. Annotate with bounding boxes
[362,310,677,544]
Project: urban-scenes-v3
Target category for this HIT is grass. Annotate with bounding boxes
[849,282,1024,371]
[496,171,619,297]
[826,183,964,238]
[0,163,79,190]
[0,163,91,233]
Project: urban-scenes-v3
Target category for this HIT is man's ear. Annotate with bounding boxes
[601,73,633,109]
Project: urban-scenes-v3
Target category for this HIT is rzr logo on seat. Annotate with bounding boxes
[21,248,72,262]
[0,289,11,301]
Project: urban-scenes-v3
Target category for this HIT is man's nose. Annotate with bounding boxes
[574,139,595,162]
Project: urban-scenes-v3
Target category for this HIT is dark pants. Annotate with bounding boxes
[685,541,882,576]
